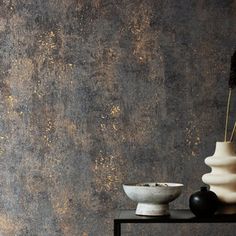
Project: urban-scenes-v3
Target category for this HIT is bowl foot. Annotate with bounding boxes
[136,203,169,216]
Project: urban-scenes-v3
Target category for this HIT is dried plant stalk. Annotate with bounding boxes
[229,51,236,89]
[224,88,232,141]
[230,122,236,142]
[228,51,236,141]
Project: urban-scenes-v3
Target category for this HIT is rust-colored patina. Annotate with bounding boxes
[0,0,235,235]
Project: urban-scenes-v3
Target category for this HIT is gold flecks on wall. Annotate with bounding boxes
[0,0,234,235]
[0,147,5,156]
[37,31,58,64]
[185,120,201,157]
[110,105,121,117]
[0,17,6,32]
[0,214,23,235]
[7,95,14,109]
[93,153,124,193]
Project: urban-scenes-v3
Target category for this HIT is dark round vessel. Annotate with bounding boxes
[189,186,219,217]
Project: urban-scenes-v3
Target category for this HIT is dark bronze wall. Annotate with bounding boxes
[0,0,235,235]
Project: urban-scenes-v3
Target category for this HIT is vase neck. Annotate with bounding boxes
[214,142,235,156]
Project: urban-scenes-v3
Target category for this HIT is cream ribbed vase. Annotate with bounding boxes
[202,142,236,214]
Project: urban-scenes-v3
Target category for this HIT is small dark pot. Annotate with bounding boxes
[189,186,219,217]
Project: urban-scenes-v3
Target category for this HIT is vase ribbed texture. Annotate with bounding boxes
[202,142,236,204]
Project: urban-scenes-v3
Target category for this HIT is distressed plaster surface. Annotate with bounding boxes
[0,0,235,235]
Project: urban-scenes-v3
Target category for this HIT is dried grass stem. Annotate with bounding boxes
[225,89,232,141]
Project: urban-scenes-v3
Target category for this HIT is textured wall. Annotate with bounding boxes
[0,0,236,235]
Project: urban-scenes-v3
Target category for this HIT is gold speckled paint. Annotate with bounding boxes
[0,0,235,235]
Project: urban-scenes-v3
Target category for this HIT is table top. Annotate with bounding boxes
[115,209,236,223]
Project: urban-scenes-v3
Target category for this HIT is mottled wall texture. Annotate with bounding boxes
[0,0,235,235]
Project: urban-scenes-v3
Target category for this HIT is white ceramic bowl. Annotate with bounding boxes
[123,182,183,216]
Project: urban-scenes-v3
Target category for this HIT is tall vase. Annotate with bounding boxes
[202,142,236,214]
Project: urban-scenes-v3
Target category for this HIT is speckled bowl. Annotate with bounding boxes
[123,182,183,216]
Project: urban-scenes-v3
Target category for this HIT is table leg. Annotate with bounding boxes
[114,220,121,236]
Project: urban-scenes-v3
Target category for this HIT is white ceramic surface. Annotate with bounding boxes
[202,142,236,214]
[123,183,183,216]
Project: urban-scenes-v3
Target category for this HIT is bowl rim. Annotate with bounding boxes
[123,182,184,187]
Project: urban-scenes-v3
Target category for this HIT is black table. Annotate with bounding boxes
[114,209,236,236]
